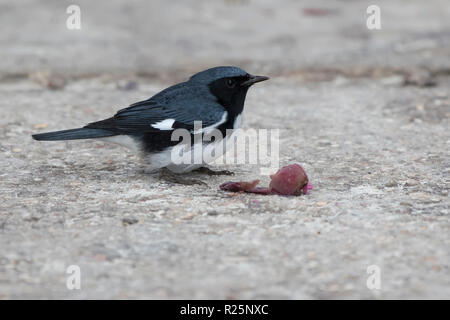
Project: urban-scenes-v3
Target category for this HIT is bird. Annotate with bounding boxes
[32,66,269,173]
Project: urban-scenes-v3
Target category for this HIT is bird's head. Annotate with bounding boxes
[189,66,269,114]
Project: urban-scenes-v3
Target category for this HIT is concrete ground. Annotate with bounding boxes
[0,0,449,299]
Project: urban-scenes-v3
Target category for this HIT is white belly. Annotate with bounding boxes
[100,113,243,173]
[99,135,141,152]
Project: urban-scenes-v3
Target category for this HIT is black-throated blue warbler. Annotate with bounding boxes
[32,66,269,173]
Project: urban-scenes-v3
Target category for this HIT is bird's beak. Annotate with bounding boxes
[241,75,269,87]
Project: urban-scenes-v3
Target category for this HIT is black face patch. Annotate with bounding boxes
[208,76,250,114]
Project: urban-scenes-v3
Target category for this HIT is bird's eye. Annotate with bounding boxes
[226,79,236,88]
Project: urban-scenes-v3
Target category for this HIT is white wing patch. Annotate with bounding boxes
[193,111,228,134]
[151,118,175,130]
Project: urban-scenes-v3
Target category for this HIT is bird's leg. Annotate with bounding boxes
[193,166,234,176]
[159,168,207,186]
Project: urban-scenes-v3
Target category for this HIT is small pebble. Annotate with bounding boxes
[122,217,139,226]
[405,179,419,187]
[33,123,48,130]
[117,80,138,91]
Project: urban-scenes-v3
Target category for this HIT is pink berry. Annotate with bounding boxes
[269,164,309,195]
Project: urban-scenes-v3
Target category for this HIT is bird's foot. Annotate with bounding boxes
[193,167,234,176]
[159,168,207,186]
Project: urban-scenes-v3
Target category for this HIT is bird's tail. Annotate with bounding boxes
[32,128,116,141]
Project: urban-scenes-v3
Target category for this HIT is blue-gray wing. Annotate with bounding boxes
[85,83,226,134]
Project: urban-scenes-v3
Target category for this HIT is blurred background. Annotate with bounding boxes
[1,0,449,80]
